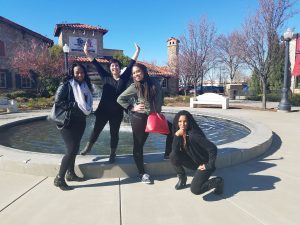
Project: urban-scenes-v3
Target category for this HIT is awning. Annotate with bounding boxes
[292,35,300,76]
[292,55,300,76]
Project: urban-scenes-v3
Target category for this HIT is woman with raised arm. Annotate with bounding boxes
[117,63,173,184]
[170,110,224,195]
[80,42,140,163]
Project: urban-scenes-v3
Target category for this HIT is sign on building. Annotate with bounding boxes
[69,37,97,53]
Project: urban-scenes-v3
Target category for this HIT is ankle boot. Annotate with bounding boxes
[54,175,73,191]
[213,177,224,195]
[175,175,187,190]
[80,142,94,155]
[108,148,117,163]
[66,171,85,182]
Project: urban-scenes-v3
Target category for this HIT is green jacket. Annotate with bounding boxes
[117,78,163,115]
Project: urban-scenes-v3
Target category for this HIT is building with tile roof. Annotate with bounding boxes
[55,23,179,95]
[0,17,179,96]
[0,16,53,93]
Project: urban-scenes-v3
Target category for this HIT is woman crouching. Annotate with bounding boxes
[170,110,224,195]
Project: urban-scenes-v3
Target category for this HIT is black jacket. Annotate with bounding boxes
[172,129,217,170]
[54,81,85,120]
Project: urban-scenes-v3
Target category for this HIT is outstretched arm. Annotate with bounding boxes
[84,41,95,62]
[121,43,140,81]
[84,41,109,78]
[131,43,140,61]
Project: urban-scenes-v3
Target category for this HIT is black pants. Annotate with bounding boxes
[170,150,216,195]
[59,118,86,178]
[130,112,173,175]
[89,108,124,149]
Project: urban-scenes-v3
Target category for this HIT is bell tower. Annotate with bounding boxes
[167,37,179,67]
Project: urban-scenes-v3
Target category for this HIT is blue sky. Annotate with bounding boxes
[1,0,300,65]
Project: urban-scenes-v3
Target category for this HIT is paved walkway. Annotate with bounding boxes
[0,102,299,225]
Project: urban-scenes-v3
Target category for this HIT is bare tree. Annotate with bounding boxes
[236,0,297,109]
[178,16,217,96]
[216,32,242,83]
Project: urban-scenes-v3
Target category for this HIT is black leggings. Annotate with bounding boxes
[170,150,215,195]
[59,118,86,178]
[130,112,173,175]
[89,109,124,149]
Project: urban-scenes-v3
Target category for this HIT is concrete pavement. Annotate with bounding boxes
[0,103,299,225]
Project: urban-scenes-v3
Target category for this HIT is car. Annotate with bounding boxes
[178,85,194,95]
[189,86,224,95]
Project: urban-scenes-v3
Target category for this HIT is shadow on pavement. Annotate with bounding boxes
[203,132,282,201]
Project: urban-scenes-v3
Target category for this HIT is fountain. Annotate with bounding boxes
[0,110,273,178]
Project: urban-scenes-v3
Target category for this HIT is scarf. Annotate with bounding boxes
[69,79,93,115]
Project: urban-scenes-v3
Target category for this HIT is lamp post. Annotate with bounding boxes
[63,44,70,75]
[278,28,293,112]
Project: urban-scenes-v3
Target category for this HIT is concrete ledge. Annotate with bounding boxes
[0,110,273,178]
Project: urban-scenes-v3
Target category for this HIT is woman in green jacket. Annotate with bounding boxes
[117,63,172,184]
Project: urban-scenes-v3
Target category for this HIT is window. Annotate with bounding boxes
[21,76,32,88]
[0,72,6,88]
[0,40,5,56]
[296,76,300,88]
[162,78,167,88]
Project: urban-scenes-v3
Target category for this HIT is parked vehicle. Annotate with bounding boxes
[189,86,224,95]
[178,85,194,95]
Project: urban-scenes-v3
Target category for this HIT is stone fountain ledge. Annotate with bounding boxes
[0,109,273,178]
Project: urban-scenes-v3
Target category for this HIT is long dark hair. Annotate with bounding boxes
[132,63,156,102]
[172,110,205,136]
[64,63,93,92]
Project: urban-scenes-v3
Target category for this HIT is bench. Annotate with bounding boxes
[190,93,229,109]
[0,98,18,112]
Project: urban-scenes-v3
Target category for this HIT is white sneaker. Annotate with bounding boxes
[140,173,152,184]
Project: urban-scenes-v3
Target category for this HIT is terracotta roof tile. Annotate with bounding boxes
[72,56,109,63]
[71,57,174,77]
[0,16,53,46]
[138,61,174,77]
[54,23,108,36]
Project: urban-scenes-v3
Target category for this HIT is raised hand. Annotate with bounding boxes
[132,43,140,61]
[84,41,94,61]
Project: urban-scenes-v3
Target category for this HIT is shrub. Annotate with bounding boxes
[290,94,300,106]
[164,96,190,106]
[4,91,36,99]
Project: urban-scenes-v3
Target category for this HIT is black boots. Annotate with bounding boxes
[108,148,117,163]
[54,176,73,191]
[65,171,85,182]
[80,141,94,155]
[213,177,224,195]
[204,177,224,195]
[175,176,187,190]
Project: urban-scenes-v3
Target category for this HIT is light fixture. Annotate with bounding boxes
[283,28,293,41]
[63,43,70,53]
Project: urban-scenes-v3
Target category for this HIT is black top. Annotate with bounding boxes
[54,81,85,120]
[172,129,217,170]
[92,58,135,113]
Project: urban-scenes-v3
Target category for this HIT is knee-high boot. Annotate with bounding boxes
[80,141,94,155]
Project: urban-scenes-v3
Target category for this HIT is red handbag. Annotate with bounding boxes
[145,112,170,134]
